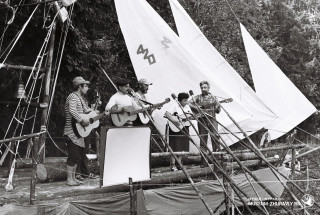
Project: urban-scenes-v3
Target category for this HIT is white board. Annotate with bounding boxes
[103,127,151,187]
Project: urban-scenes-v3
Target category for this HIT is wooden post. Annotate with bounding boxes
[38,21,56,163]
[6,130,17,177]
[291,148,296,175]
[30,137,39,205]
[129,177,137,215]
[221,154,230,215]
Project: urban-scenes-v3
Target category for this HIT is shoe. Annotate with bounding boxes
[75,175,84,181]
[88,173,99,179]
[171,166,178,172]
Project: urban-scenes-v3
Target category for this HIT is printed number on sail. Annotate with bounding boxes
[161,36,172,48]
[137,44,156,65]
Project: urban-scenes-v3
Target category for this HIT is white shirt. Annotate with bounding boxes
[105,91,140,111]
[168,103,192,118]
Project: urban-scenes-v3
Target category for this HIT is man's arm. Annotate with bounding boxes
[214,98,221,114]
[105,94,116,111]
[188,95,199,112]
[69,95,83,122]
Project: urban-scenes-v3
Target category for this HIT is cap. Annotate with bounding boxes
[72,76,90,87]
[138,78,152,85]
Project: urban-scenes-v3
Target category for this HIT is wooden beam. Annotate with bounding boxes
[151,143,306,157]
[0,63,44,72]
[0,101,48,108]
[39,21,56,163]
[29,137,39,205]
[0,130,46,144]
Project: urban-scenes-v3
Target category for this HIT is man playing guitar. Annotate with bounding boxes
[165,92,193,171]
[64,77,92,186]
[133,78,153,125]
[133,78,170,125]
[188,81,221,168]
[105,79,144,126]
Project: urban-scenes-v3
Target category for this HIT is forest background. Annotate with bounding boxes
[0,0,320,158]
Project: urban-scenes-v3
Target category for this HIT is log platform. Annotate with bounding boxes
[0,156,278,206]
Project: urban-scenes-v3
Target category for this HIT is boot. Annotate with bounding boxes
[66,165,78,186]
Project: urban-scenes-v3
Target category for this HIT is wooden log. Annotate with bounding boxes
[0,63,44,72]
[36,162,67,182]
[36,159,99,182]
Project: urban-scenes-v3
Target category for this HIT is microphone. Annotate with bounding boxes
[171,93,177,100]
[127,88,135,96]
[189,90,194,96]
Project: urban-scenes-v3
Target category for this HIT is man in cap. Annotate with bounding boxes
[135,78,153,102]
[64,76,92,186]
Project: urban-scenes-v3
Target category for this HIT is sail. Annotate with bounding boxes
[240,23,317,140]
[168,0,278,142]
[115,0,257,145]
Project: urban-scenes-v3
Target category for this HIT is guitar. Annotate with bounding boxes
[138,98,170,124]
[198,98,233,109]
[166,113,195,132]
[73,92,107,138]
[111,106,146,127]
[75,111,109,137]
[193,98,233,118]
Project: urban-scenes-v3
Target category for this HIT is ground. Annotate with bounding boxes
[0,142,320,214]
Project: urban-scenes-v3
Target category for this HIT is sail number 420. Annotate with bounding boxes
[137,44,156,65]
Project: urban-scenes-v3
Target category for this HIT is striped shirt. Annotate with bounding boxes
[64,92,90,147]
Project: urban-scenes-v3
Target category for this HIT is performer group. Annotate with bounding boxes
[64,76,222,186]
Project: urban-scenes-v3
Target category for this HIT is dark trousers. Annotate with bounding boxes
[198,117,219,152]
[198,117,219,167]
[76,137,90,176]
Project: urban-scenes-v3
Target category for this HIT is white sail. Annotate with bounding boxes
[168,0,278,143]
[240,23,317,140]
[115,0,257,145]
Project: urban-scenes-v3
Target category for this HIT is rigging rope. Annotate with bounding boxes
[46,5,74,125]
[0,14,58,158]
[1,4,39,63]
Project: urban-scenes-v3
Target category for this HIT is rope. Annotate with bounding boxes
[1,4,39,63]
[0,14,58,158]
[47,132,67,155]
[46,5,74,125]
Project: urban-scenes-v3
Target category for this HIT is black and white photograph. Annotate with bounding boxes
[0,0,320,214]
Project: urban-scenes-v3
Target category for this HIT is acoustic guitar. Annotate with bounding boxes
[198,98,233,109]
[193,98,233,118]
[111,106,146,127]
[75,111,109,137]
[166,113,195,133]
[138,98,170,124]
[73,92,107,138]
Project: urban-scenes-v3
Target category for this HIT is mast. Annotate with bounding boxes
[38,20,56,163]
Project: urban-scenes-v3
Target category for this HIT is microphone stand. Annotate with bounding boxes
[212,115,318,211]
[189,93,299,214]
[130,92,215,215]
[170,95,254,215]
[210,97,309,213]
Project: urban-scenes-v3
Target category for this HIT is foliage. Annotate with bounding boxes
[0,0,320,156]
